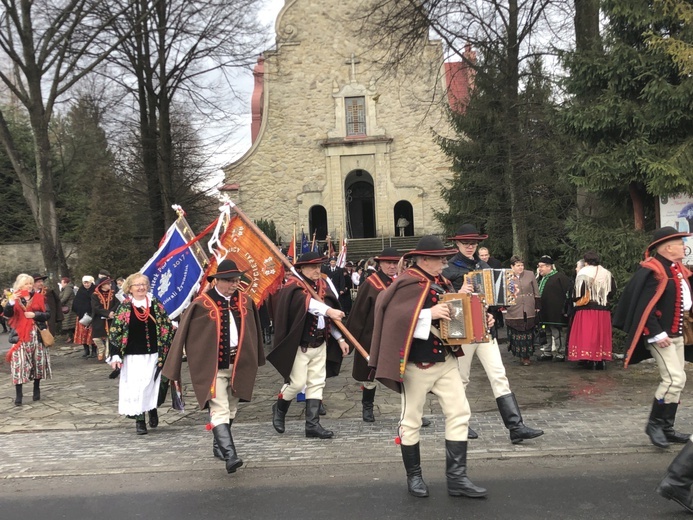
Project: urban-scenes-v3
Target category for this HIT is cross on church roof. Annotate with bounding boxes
[345,53,361,83]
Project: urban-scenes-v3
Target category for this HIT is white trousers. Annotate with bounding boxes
[648,336,687,404]
[280,344,327,401]
[209,367,240,427]
[400,354,470,445]
[456,338,512,398]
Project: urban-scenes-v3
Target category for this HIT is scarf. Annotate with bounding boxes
[574,265,612,306]
[538,269,556,296]
[9,291,46,344]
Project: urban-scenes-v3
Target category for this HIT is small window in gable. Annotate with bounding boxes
[345,96,366,136]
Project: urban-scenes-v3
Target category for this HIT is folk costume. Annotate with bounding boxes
[346,247,399,422]
[505,270,541,361]
[269,251,345,439]
[107,294,173,435]
[443,224,543,445]
[536,256,572,361]
[567,264,616,366]
[91,278,119,361]
[369,236,487,499]
[614,227,693,449]
[73,276,95,357]
[59,279,77,339]
[4,285,52,406]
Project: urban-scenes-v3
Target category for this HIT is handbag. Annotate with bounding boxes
[79,314,93,327]
[575,288,591,307]
[38,326,54,347]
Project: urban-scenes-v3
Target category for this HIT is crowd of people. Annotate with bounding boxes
[4,223,693,513]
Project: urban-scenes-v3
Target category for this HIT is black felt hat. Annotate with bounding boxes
[294,251,325,267]
[404,236,456,259]
[537,255,554,266]
[446,223,488,242]
[374,247,402,262]
[648,226,692,251]
[207,259,245,282]
[31,273,48,282]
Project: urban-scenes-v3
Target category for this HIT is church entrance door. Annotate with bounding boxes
[345,170,376,238]
[309,205,328,240]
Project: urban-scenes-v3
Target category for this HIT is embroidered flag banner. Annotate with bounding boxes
[200,214,284,306]
[300,232,311,254]
[141,219,205,319]
[336,238,348,268]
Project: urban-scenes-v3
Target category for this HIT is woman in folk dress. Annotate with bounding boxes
[4,273,52,406]
[107,273,173,435]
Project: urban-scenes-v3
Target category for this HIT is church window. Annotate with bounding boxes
[345,97,366,136]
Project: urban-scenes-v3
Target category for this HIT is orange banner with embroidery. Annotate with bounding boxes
[199,215,284,306]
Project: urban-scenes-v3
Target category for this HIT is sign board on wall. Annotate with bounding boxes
[659,195,693,264]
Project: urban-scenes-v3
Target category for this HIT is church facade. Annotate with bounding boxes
[222,0,470,242]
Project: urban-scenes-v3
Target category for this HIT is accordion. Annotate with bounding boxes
[465,269,517,306]
[438,293,491,345]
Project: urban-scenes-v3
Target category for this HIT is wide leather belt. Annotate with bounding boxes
[300,340,325,352]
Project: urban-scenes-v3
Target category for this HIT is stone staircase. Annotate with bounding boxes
[345,236,422,262]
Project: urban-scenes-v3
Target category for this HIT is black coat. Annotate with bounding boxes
[72,286,94,319]
[538,272,572,325]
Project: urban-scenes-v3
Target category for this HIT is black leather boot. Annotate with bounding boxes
[272,398,292,433]
[362,387,376,422]
[14,384,22,406]
[657,440,693,512]
[135,419,148,435]
[468,426,478,439]
[445,440,488,497]
[82,345,90,358]
[148,408,158,428]
[646,398,670,448]
[33,379,40,401]
[662,402,690,444]
[319,401,327,416]
[400,443,429,497]
[212,423,243,473]
[213,419,233,460]
[305,399,334,438]
[496,393,544,444]
[89,345,97,358]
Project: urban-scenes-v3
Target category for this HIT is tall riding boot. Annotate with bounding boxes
[445,440,488,497]
[496,393,544,444]
[33,379,41,401]
[135,415,148,435]
[362,387,376,422]
[82,345,90,358]
[89,344,97,358]
[272,398,292,433]
[148,408,158,428]
[646,398,670,448]
[657,440,693,512]
[14,384,22,406]
[305,399,334,438]
[400,443,429,497]
[662,402,690,444]
[212,423,243,473]
[213,419,233,460]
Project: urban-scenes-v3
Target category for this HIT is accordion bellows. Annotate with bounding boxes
[466,269,518,306]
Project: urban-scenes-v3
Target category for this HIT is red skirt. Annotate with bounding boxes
[74,321,93,345]
[567,309,612,361]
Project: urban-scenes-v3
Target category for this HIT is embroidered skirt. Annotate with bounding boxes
[10,329,52,385]
[567,309,612,362]
[74,321,93,345]
[507,326,535,359]
[118,353,160,416]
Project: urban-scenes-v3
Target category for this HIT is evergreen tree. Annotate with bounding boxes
[560,0,693,230]
[437,54,575,263]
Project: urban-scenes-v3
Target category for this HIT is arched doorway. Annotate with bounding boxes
[345,169,376,238]
[394,200,414,236]
[309,205,328,240]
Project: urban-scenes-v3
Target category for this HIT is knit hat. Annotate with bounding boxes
[82,275,95,284]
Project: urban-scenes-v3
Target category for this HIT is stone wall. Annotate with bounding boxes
[223,0,454,241]
[0,242,78,287]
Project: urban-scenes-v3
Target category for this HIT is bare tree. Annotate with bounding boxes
[0,0,147,276]
[101,0,267,245]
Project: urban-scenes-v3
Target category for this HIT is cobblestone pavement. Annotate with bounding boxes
[1,333,692,478]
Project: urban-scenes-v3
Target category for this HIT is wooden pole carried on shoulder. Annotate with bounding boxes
[225,200,370,362]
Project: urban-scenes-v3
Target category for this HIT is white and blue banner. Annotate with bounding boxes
[141,221,204,319]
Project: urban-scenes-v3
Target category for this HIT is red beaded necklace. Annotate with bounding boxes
[132,297,151,322]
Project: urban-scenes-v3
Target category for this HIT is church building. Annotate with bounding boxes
[221,0,472,242]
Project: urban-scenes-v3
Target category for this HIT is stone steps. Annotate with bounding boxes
[345,236,422,262]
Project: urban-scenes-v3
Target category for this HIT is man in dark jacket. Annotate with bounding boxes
[536,256,572,361]
[269,252,349,439]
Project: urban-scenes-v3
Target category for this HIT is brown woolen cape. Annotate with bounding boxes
[369,268,435,393]
[345,271,390,381]
[162,289,265,409]
[267,275,343,382]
